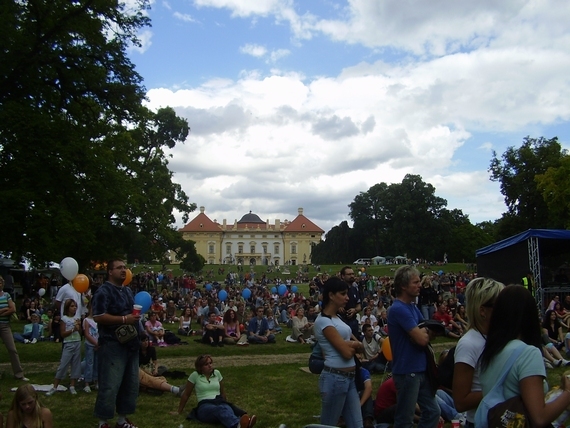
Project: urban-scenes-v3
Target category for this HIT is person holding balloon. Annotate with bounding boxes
[46,299,83,396]
[55,257,86,319]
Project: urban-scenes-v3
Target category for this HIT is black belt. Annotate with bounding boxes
[322,366,355,377]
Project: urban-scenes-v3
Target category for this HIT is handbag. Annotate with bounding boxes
[475,344,542,428]
[115,324,138,344]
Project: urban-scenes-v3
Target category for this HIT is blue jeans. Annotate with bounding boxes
[196,402,240,428]
[362,358,386,374]
[436,389,458,421]
[393,372,440,428]
[84,343,98,383]
[94,340,139,419]
[13,323,41,343]
[318,371,363,428]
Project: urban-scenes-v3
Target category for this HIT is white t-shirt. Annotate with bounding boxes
[55,283,83,319]
[455,328,486,422]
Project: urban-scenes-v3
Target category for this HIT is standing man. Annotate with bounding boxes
[339,266,361,338]
[92,259,141,428]
[55,278,84,319]
[387,265,440,427]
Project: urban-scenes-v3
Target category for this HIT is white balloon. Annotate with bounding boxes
[38,288,46,297]
[60,257,78,281]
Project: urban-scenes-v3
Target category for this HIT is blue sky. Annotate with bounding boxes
[128,0,570,233]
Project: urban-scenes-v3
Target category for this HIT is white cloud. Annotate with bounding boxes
[240,43,267,58]
[173,11,198,23]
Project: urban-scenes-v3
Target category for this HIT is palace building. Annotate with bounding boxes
[178,207,324,266]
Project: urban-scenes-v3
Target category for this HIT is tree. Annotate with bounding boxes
[349,183,390,256]
[310,221,356,265]
[489,136,567,238]
[536,155,570,228]
[0,0,195,267]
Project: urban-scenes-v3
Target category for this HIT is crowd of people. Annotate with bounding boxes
[4,261,570,428]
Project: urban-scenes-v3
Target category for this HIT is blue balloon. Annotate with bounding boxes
[242,288,251,299]
[271,287,277,294]
[278,284,287,296]
[291,285,298,293]
[218,290,228,301]
[134,291,152,314]
[205,283,212,291]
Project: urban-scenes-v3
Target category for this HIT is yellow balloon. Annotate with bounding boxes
[381,337,392,361]
[72,274,90,293]
[123,268,133,286]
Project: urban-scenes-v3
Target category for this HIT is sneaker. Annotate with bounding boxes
[210,342,217,347]
[69,386,77,395]
[31,338,37,344]
[217,342,224,347]
[115,419,138,428]
[545,361,554,369]
[83,385,92,393]
[176,384,186,397]
[556,359,564,367]
[563,359,570,366]
[16,376,30,381]
[159,342,167,347]
[24,339,30,344]
[248,415,257,428]
[46,387,57,396]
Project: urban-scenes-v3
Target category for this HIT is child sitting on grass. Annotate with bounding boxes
[13,313,44,344]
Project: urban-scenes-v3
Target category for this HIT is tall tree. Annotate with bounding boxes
[536,155,570,228]
[0,0,195,267]
[489,136,567,238]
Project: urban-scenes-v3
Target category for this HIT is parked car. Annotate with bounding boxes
[353,258,371,265]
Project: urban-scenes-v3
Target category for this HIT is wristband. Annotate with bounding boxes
[122,315,126,324]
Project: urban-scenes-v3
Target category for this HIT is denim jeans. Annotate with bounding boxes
[318,371,363,428]
[436,389,458,421]
[196,402,240,428]
[393,372,440,428]
[84,342,98,383]
[13,322,41,343]
[94,340,139,419]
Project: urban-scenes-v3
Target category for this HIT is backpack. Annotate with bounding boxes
[474,345,530,428]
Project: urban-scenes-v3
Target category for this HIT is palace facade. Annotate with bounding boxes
[178,207,324,266]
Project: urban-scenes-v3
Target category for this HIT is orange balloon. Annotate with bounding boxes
[123,268,133,286]
[381,337,392,361]
[72,274,89,293]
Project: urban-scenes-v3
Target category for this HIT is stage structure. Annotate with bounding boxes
[476,229,570,310]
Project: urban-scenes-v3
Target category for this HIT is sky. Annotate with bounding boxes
[128,0,570,234]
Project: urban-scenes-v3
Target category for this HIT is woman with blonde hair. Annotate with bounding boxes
[7,384,53,428]
[452,277,504,428]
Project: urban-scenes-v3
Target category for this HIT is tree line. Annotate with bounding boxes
[311,136,569,264]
